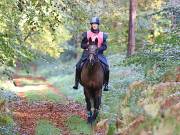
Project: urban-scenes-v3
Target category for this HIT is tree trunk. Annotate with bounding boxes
[127,0,137,57]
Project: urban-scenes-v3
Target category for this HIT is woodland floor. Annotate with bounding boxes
[4,54,180,135]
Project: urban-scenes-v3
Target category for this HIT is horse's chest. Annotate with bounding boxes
[81,69,103,88]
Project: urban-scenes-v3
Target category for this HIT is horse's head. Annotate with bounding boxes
[87,37,98,66]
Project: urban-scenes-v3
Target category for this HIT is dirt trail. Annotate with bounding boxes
[10,64,88,135]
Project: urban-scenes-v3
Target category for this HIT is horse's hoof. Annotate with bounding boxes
[87,116,93,124]
[103,87,109,91]
[92,111,99,121]
[92,116,97,122]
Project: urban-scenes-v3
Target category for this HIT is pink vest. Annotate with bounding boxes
[87,31,103,48]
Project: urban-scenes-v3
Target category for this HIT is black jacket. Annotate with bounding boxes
[81,31,108,54]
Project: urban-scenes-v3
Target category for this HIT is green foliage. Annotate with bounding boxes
[133,116,180,135]
[107,124,116,135]
[35,120,61,135]
[128,90,144,116]
[101,7,129,54]
[0,115,13,126]
[0,0,89,67]
[0,0,37,66]
[138,0,165,11]
[0,115,16,135]
[136,4,180,50]
[0,88,18,135]
[124,29,180,83]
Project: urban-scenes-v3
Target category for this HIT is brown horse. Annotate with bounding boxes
[80,37,104,123]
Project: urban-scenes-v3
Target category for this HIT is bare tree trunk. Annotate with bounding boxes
[127,0,137,57]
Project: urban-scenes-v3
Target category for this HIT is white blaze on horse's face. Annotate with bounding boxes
[89,54,94,64]
[88,45,97,65]
[92,36,98,42]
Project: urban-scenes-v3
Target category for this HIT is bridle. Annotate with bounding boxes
[87,44,99,66]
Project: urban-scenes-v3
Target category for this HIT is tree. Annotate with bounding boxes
[127,0,137,57]
[0,0,87,66]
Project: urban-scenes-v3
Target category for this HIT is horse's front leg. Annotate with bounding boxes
[84,89,92,123]
[93,90,102,121]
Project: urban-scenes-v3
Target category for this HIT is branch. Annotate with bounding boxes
[23,30,37,42]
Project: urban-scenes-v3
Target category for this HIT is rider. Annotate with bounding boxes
[73,17,110,91]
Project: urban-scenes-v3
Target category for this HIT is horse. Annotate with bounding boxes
[80,37,104,124]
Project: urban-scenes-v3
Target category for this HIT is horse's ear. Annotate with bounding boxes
[95,38,98,45]
[89,37,92,45]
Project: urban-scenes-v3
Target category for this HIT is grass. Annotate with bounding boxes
[0,113,16,135]
[25,89,65,103]
[66,115,91,135]
[35,120,61,135]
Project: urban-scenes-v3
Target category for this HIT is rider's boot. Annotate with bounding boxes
[73,68,80,89]
[103,70,109,91]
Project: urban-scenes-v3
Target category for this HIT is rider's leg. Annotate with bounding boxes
[73,51,88,89]
[103,65,109,91]
[73,61,81,89]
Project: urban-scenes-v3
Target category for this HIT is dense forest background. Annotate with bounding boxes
[0,0,179,65]
[0,0,180,135]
